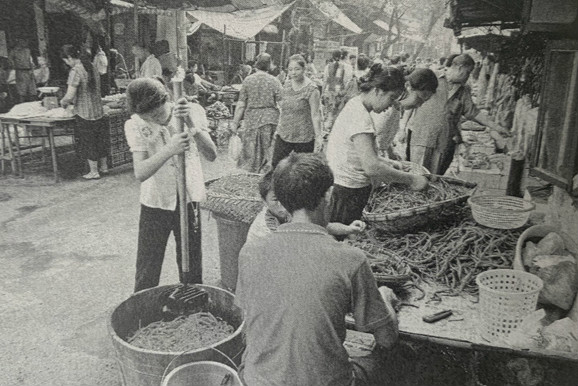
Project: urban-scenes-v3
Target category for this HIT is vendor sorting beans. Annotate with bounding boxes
[236,153,399,386]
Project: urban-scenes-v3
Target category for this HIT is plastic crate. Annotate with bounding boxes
[107,151,132,169]
[106,110,130,137]
[108,139,130,155]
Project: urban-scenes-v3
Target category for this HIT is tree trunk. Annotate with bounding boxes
[413,11,444,59]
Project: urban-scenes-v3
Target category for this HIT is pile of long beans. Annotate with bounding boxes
[366,179,471,214]
[357,219,524,295]
[127,312,234,352]
[347,237,414,278]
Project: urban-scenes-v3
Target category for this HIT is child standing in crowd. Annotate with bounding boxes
[124,78,216,292]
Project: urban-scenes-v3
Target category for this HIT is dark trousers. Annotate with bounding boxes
[134,202,202,293]
[271,135,315,169]
[75,116,107,161]
[438,140,457,176]
[329,184,372,241]
[405,130,412,161]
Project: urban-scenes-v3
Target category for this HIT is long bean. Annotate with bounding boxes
[350,219,524,295]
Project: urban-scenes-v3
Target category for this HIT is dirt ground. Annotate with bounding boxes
[0,149,237,386]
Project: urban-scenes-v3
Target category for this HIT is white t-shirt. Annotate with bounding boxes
[326,96,376,188]
[124,103,209,210]
[342,62,354,87]
[193,73,204,86]
[139,54,162,79]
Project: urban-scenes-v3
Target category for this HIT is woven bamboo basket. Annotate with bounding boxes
[201,173,264,224]
[468,195,535,230]
[362,176,477,234]
[346,236,412,288]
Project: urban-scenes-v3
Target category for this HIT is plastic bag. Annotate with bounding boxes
[228,134,242,162]
[542,318,578,353]
[504,309,546,350]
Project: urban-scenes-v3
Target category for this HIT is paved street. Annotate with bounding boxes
[0,149,237,385]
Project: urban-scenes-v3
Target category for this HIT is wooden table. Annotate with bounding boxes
[0,115,76,182]
[346,283,578,384]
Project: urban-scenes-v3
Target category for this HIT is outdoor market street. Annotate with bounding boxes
[0,150,236,386]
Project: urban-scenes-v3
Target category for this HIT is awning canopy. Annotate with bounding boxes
[445,0,524,35]
[313,1,362,34]
[458,33,512,52]
[45,0,107,34]
[46,0,106,20]
[111,0,290,13]
[187,2,295,40]
[372,19,399,36]
[113,0,231,10]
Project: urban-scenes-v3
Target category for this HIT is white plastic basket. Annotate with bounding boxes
[468,195,535,229]
[476,269,543,342]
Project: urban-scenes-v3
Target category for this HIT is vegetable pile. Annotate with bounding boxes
[206,101,232,119]
[366,179,472,214]
[351,219,524,295]
[347,237,414,286]
[127,312,234,352]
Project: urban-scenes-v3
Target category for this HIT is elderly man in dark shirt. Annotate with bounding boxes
[438,53,510,174]
[235,153,398,386]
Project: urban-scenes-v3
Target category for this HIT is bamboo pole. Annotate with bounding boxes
[175,10,188,68]
[171,69,189,275]
[280,30,286,67]
[222,25,227,79]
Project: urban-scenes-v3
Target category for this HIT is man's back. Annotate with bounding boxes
[236,222,390,386]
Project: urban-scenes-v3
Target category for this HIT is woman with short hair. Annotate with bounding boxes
[60,44,107,179]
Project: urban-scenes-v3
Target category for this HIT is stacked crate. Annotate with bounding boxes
[105,110,132,169]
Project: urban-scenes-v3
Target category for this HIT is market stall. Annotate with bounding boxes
[343,170,578,383]
[0,92,132,181]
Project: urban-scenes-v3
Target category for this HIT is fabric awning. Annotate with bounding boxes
[372,19,399,36]
[313,1,362,34]
[46,0,106,20]
[45,0,107,34]
[187,2,294,40]
[110,0,179,16]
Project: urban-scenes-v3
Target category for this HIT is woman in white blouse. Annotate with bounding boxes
[124,78,216,292]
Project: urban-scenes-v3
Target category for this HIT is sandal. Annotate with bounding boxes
[82,172,101,180]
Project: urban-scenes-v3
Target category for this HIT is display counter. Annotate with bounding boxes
[0,105,132,181]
